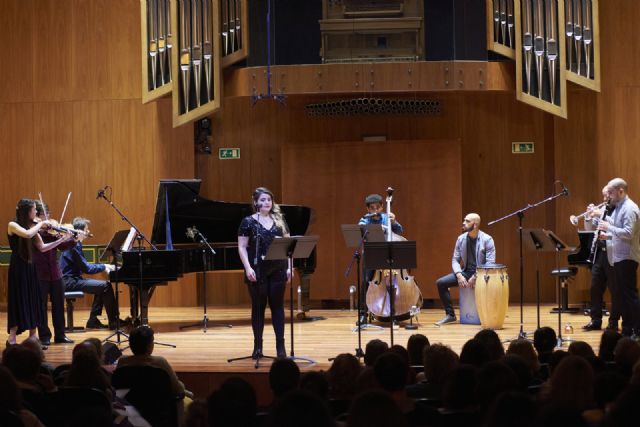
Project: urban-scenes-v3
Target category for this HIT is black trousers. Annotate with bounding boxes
[590,250,620,325]
[63,277,117,323]
[37,278,66,340]
[247,261,286,341]
[612,259,640,334]
[436,271,474,316]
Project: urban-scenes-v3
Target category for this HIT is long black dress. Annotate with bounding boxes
[7,233,44,334]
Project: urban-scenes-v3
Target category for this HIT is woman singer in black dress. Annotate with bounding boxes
[238,187,291,359]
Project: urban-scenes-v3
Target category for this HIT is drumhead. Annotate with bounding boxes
[478,263,507,270]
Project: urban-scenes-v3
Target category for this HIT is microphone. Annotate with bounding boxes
[96,186,107,199]
[186,227,196,240]
[562,183,570,197]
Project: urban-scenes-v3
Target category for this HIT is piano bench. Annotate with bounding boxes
[64,291,85,332]
[550,267,579,314]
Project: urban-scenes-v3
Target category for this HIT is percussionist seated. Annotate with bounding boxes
[59,217,125,330]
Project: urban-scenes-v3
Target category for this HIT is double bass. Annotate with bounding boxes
[365,187,422,321]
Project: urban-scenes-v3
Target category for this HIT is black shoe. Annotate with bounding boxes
[582,321,602,331]
[86,318,109,329]
[40,338,51,346]
[54,336,74,344]
[435,314,457,326]
[252,339,263,360]
[356,313,368,326]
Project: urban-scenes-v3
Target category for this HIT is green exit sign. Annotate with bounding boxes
[512,142,535,153]
[219,148,241,159]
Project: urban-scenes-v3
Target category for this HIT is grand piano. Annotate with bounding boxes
[111,179,315,325]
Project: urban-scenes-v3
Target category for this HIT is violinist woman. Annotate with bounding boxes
[6,199,69,346]
[33,201,76,345]
[238,187,291,359]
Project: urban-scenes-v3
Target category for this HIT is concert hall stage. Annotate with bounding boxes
[1,305,604,404]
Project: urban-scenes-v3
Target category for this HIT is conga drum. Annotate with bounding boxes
[474,264,509,329]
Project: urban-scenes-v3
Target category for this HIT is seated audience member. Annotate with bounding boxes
[208,376,257,427]
[533,326,557,365]
[474,329,505,362]
[373,352,438,425]
[441,365,478,413]
[347,390,408,427]
[64,344,112,399]
[406,343,459,400]
[407,333,430,367]
[475,361,520,411]
[0,365,45,427]
[363,339,388,367]
[612,337,640,377]
[481,391,536,427]
[507,339,541,379]
[502,354,537,390]
[115,326,188,397]
[459,338,490,368]
[541,355,596,414]
[267,389,335,427]
[326,353,361,400]
[598,329,622,363]
[568,341,597,359]
[300,371,329,402]
[269,357,300,401]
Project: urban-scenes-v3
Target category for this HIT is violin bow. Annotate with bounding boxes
[37,192,50,221]
[59,192,72,224]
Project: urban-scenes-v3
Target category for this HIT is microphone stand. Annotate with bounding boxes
[488,188,568,340]
[98,189,174,348]
[180,227,232,331]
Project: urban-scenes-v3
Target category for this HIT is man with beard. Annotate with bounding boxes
[434,213,496,326]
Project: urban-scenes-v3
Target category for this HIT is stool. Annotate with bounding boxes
[64,291,85,332]
[551,267,578,347]
[550,267,580,313]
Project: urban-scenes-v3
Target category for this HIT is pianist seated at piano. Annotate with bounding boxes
[59,217,125,330]
[238,187,292,359]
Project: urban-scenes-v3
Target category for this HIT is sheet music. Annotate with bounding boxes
[123,227,137,251]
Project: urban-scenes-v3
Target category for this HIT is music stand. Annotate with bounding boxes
[265,236,318,366]
[101,230,133,348]
[523,228,557,330]
[364,240,417,346]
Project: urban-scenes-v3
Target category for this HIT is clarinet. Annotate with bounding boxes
[588,202,610,264]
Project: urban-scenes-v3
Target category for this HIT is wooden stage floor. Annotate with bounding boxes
[1,304,606,374]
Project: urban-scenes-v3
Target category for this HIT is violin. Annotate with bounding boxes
[34,218,93,238]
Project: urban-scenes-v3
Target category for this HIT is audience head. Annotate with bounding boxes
[507,338,540,375]
[300,371,329,401]
[327,353,361,399]
[423,343,459,385]
[568,341,596,359]
[373,351,408,393]
[347,390,408,427]
[594,371,628,411]
[129,326,155,356]
[547,355,595,412]
[474,329,505,361]
[502,354,533,391]
[267,389,334,427]
[269,358,300,399]
[19,336,45,363]
[613,337,640,377]
[406,334,430,366]
[81,338,104,362]
[2,344,41,383]
[476,361,520,409]
[364,339,388,367]
[442,364,478,411]
[533,326,557,356]
[65,345,110,391]
[459,338,490,368]
[598,329,622,362]
[482,391,536,427]
[208,376,257,427]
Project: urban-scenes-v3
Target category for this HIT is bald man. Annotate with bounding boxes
[435,213,496,326]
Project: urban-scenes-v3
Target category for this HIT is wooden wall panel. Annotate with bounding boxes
[0,0,35,103]
[107,0,143,100]
[32,0,74,101]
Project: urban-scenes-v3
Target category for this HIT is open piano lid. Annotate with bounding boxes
[150,179,313,246]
